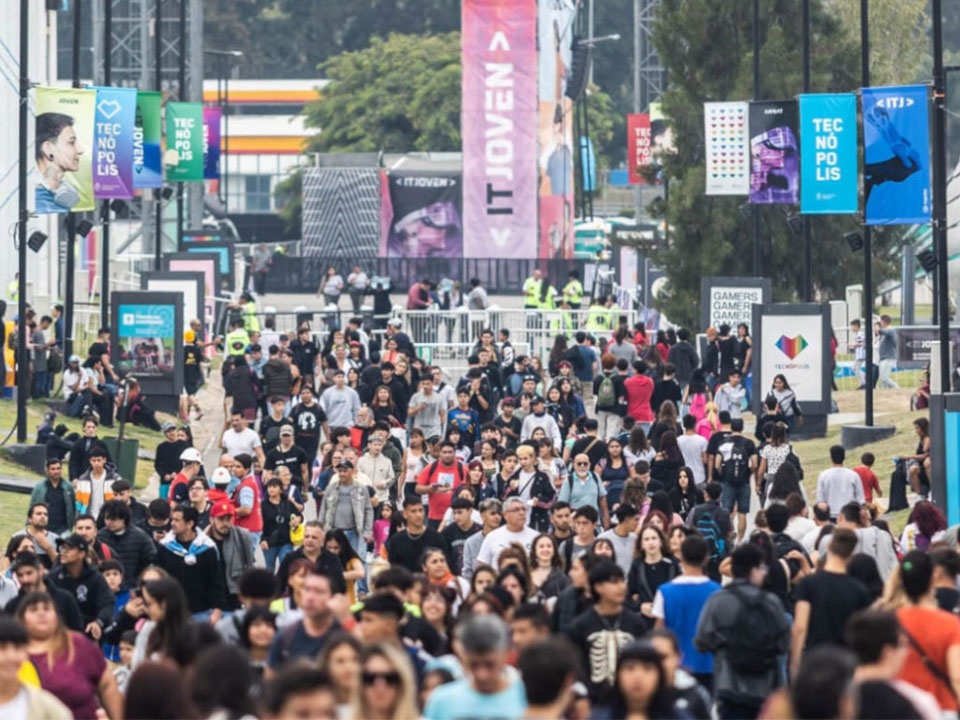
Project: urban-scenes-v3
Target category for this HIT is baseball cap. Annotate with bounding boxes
[387,318,402,328]
[180,447,203,464]
[56,533,89,552]
[210,500,235,518]
[522,373,537,383]
[337,459,355,470]
[501,396,516,407]
[531,395,545,405]
[280,424,294,436]
[162,421,177,432]
[68,355,80,363]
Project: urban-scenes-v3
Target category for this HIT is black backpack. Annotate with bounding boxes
[718,435,751,486]
[695,505,728,572]
[722,585,783,676]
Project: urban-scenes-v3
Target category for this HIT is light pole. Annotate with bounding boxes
[932,0,950,393]
[861,0,874,427]
[16,0,29,442]
[203,49,242,214]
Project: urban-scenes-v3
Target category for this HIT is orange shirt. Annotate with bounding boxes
[897,605,960,710]
[853,465,880,503]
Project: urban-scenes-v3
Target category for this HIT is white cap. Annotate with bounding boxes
[210,467,232,487]
[180,447,203,464]
[264,306,276,314]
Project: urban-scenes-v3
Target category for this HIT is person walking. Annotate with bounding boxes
[346,265,370,314]
[876,315,899,388]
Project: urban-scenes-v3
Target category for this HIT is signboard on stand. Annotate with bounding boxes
[111,291,183,397]
[751,303,831,421]
[140,271,205,334]
[700,277,771,332]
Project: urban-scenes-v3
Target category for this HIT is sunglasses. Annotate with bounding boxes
[574,461,590,466]
[362,671,401,687]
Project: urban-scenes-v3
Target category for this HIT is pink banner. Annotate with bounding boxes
[462,0,538,259]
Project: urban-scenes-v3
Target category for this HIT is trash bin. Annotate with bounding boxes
[101,437,140,488]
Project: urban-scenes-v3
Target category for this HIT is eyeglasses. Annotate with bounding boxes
[362,671,401,687]
[574,461,590,467]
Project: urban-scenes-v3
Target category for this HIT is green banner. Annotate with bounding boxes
[165,102,204,182]
[134,91,163,189]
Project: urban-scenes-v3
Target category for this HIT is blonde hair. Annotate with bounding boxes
[875,565,908,611]
[351,642,420,720]
[703,402,719,429]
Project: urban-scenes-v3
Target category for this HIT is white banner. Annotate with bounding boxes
[704,101,749,195]
[708,285,763,330]
[759,313,824,404]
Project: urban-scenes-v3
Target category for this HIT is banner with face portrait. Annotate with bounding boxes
[379,170,463,259]
[34,87,97,213]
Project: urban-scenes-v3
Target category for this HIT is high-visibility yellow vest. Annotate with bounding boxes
[563,279,583,307]
[585,304,608,332]
[523,277,542,307]
[225,328,250,357]
[7,280,18,301]
[243,301,260,333]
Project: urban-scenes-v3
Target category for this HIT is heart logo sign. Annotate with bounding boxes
[775,335,809,360]
[97,99,122,119]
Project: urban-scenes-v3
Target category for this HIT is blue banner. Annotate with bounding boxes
[862,84,931,225]
[117,304,176,338]
[799,93,858,214]
[92,87,137,199]
[579,136,596,193]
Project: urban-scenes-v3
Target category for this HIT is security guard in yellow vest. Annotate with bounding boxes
[227,292,261,334]
[585,297,609,333]
[224,318,251,358]
[522,269,543,309]
[562,270,583,310]
[549,295,576,338]
[605,296,622,333]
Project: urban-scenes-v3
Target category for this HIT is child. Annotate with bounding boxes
[373,502,393,556]
[114,630,137,693]
[289,510,304,550]
[99,560,129,662]
[853,452,882,506]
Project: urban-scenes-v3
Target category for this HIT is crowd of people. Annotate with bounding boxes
[0,293,953,720]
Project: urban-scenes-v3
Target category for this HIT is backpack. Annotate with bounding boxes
[784,447,804,480]
[695,505,727,570]
[722,585,783,676]
[597,373,616,407]
[718,435,751,486]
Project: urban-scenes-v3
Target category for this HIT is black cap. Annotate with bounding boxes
[56,533,90,552]
[531,395,545,405]
[337,460,355,470]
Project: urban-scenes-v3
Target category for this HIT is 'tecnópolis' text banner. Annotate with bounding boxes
[799,93,858,214]
[462,0,538,259]
[627,113,651,186]
[862,84,931,226]
[134,91,163,189]
[749,100,799,205]
[92,87,137,199]
[35,87,97,213]
[704,101,749,195]
[165,102,205,182]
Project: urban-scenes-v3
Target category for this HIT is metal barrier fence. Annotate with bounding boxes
[413,342,532,381]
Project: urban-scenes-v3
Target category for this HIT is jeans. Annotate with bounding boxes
[247,532,262,560]
[263,543,292,573]
[343,529,368,594]
[596,410,622,439]
[348,289,364,314]
[878,358,899,388]
[32,371,49,399]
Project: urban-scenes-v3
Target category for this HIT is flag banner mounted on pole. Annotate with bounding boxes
[627,113,651,185]
[799,93,859,214]
[704,101,749,195]
[165,102,205,182]
[862,84,931,226]
[461,0,538,258]
[749,100,799,204]
[92,87,137,199]
[134,91,163,189]
[34,87,97,213]
[203,106,222,181]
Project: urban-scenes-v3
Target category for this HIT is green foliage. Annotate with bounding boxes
[275,169,302,236]
[650,0,903,330]
[303,33,461,154]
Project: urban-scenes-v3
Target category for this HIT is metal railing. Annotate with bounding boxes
[412,342,532,381]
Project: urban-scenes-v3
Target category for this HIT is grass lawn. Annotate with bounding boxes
[0,491,31,543]
[0,398,177,491]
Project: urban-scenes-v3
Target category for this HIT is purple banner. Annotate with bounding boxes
[749,100,800,204]
[92,87,137,199]
[461,0,538,258]
[203,106,222,180]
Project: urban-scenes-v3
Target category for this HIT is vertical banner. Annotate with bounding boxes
[704,101,749,195]
[92,87,137,199]
[537,0,576,259]
[462,0,538,259]
[862,84,931,225]
[648,102,673,184]
[749,100,800,204]
[165,102,205,182]
[134,90,163,189]
[799,93,858,214]
[379,171,463,258]
[627,113,651,185]
[203,106,222,180]
[35,87,97,213]
[111,291,184,397]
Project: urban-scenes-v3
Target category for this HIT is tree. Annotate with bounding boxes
[302,32,461,154]
[650,0,908,330]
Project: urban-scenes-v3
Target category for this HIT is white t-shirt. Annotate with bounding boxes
[676,433,708,486]
[0,687,27,720]
[221,427,262,457]
[476,525,539,568]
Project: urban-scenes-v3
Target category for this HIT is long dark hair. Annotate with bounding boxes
[657,432,682,463]
[767,463,803,503]
[326,528,363,567]
[603,641,677,718]
[143,578,199,666]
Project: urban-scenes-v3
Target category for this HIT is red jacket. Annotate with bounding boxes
[232,474,263,533]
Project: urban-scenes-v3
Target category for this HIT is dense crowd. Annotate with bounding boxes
[0,300,954,720]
